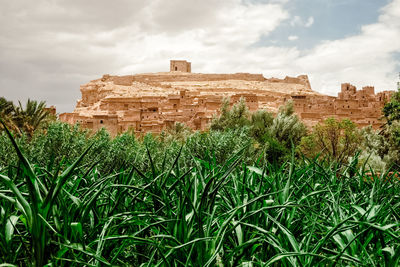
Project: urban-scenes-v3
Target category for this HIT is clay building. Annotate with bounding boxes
[292,83,393,128]
[170,60,191,72]
[59,60,394,136]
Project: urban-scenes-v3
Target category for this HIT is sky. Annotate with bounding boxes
[0,0,399,113]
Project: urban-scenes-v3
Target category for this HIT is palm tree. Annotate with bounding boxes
[13,99,54,137]
[1,97,55,137]
[0,97,17,132]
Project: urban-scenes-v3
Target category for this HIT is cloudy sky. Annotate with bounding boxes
[1,0,399,113]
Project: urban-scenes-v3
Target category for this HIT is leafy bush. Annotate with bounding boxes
[210,97,250,131]
[250,110,274,142]
[383,88,400,125]
[211,99,306,164]
[300,117,361,164]
[269,101,306,149]
[354,126,387,172]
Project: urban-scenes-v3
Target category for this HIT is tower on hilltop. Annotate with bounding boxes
[170,60,191,73]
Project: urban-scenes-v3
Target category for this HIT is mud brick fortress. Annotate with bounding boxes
[60,60,393,136]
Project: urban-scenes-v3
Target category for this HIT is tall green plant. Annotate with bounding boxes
[0,120,92,266]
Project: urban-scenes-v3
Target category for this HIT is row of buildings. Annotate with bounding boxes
[60,60,394,135]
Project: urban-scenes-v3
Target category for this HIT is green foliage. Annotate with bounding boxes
[260,133,288,164]
[269,101,306,149]
[300,117,361,164]
[160,122,193,143]
[383,88,400,125]
[211,99,306,164]
[1,121,400,266]
[0,120,92,265]
[0,97,55,138]
[356,126,387,172]
[0,97,17,132]
[210,97,250,131]
[0,97,15,115]
[27,121,90,167]
[185,127,254,165]
[2,95,400,265]
[381,122,400,167]
[377,89,400,167]
[253,101,306,164]
[250,110,274,142]
[0,120,259,175]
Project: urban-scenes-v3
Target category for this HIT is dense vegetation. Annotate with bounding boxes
[0,97,55,138]
[1,92,400,266]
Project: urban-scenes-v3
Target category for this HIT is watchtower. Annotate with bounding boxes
[170,60,191,73]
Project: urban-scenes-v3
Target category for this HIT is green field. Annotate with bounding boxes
[0,125,400,266]
[1,96,400,266]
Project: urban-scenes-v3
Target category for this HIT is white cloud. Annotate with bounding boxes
[290,16,314,27]
[290,16,302,27]
[293,0,400,95]
[0,0,399,113]
[288,35,299,41]
[0,0,289,111]
[305,17,314,27]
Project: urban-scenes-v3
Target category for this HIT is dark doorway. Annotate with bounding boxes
[175,66,177,71]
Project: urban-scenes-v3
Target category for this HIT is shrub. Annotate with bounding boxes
[250,110,274,142]
[210,97,250,131]
[269,101,306,149]
[300,117,361,164]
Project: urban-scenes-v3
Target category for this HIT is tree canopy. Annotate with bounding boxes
[0,97,55,137]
